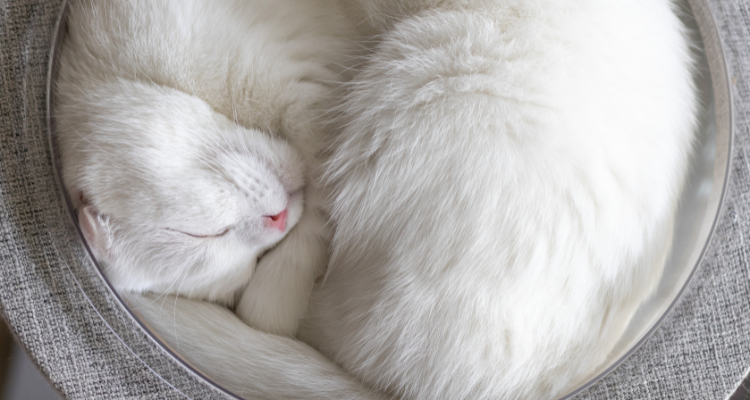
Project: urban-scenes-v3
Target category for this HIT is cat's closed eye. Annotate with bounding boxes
[166,227,232,239]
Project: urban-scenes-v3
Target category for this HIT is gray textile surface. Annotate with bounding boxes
[0,0,747,399]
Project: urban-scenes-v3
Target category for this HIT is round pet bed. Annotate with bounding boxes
[0,0,748,399]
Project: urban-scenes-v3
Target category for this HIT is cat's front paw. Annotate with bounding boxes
[236,250,306,336]
[236,209,328,336]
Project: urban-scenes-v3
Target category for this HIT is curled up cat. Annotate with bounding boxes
[55,0,700,399]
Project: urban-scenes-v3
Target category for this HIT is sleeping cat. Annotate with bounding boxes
[55,0,699,399]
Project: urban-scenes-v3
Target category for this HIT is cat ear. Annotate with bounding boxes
[77,205,112,261]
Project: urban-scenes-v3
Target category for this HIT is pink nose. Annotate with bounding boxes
[266,209,287,232]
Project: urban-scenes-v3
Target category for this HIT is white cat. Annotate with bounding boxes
[56,0,699,399]
[300,1,698,400]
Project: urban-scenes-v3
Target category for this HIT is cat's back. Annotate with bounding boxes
[302,1,698,399]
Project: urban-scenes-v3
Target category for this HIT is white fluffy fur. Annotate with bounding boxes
[57,0,354,336]
[300,1,698,400]
[56,0,699,399]
[125,293,387,400]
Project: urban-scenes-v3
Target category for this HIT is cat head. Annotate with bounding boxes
[59,85,305,305]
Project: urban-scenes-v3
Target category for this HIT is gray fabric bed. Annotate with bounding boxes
[0,0,748,399]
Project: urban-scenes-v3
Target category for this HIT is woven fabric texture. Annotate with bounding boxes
[0,0,748,399]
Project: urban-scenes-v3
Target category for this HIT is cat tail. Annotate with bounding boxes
[124,293,388,400]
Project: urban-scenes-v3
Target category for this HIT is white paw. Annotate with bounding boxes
[236,208,329,336]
